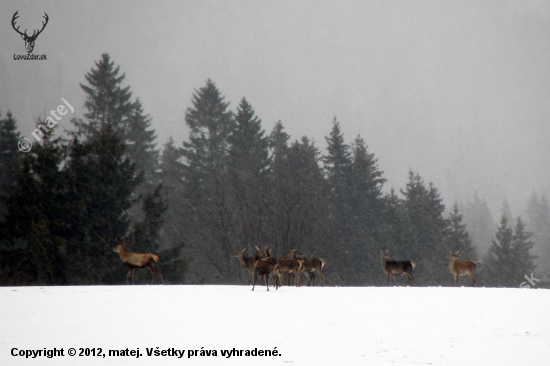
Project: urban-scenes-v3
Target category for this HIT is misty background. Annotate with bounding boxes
[1,0,549,284]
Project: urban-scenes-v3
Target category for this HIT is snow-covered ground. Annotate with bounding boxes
[1,285,549,365]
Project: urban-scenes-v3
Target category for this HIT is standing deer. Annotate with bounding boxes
[234,248,255,285]
[294,250,326,287]
[380,250,415,286]
[113,238,164,285]
[449,251,476,287]
[252,246,279,291]
[276,248,303,287]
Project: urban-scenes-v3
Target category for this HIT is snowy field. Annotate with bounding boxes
[1,285,549,365]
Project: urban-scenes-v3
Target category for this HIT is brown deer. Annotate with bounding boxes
[449,251,476,287]
[276,248,303,287]
[380,250,415,286]
[294,250,326,287]
[252,246,279,291]
[233,248,255,285]
[113,238,164,285]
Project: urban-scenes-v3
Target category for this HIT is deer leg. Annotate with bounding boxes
[407,272,414,286]
[157,267,165,284]
[319,270,325,287]
[126,270,132,284]
[252,272,257,291]
[471,275,476,287]
[147,265,155,284]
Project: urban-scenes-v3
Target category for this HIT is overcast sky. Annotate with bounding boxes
[1,0,549,219]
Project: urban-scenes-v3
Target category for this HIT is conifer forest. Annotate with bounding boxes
[0,54,548,288]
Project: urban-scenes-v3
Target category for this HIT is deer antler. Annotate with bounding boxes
[11,11,49,40]
[11,11,26,37]
[31,13,49,39]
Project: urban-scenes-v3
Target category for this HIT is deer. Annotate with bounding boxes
[113,238,164,285]
[294,250,326,287]
[234,248,256,285]
[12,11,49,54]
[252,246,279,291]
[380,250,415,286]
[449,251,476,287]
[276,248,303,287]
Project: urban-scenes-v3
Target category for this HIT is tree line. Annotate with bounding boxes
[0,54,545,287]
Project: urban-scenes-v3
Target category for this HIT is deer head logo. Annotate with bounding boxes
[12,11,49,54]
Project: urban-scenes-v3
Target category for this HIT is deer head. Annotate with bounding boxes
[12,11,49,54]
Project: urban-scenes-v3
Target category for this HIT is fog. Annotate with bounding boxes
[1,0,549,218]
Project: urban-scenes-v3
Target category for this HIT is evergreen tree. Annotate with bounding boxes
[180,79,235,283]
[323,118,351,201]
[349,135,387,284]
[228,97,270,178]
[401,171,448,285]
[446,203,477,261]
[463,194,494,256]
[483,215,517,287]
[266,131,329,265]
[322,118,354,282]
[157,138,184,249]
[156,138,189,283]
[0,120,68,285]
[378,188,412,263]
[64,125,142,284]
[78,53,133,138]
[511,217,537,281]
[124,99,159,189]
[268,120,290,160]
[525,192,550,277]
[77,53,159,191]
[0,111,22,220]
[225,98,270,282]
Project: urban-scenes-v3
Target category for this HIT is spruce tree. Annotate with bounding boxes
[482,215,536,287]
[512,217,537,282]
[77,53,159,191]
[0,111,22,220]
[323,118,351,201]
[401,171,448,285]
[78,53,133,138]
[226,98,270,281]
[483,215,516,287]
[463,195,494,257]
[228,97,269,178]
[156,138,189,283]
[180,79,235,283]
[266,131,328,257]
[64,125,142,284]
[124,99,159,189]
[349,135,387,283]
[446,203,477,261]
[0,119,68,285]
[526,192,550,277]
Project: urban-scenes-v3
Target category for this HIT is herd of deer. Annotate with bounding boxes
[111,238,476,288]
[233,246,327,291]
